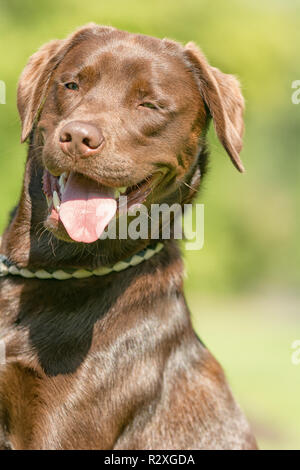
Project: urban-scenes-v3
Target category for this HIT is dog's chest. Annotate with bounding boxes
[0,359,40,449]
[0,280,38,448]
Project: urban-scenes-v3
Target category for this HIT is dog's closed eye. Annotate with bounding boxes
[139,102,159,110]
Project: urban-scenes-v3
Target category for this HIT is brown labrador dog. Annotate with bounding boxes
[0,24,257,450]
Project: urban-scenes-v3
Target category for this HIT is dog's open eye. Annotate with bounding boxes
[65,82,79,91]
[139,102,158,110]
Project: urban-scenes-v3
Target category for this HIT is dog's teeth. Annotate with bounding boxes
[53,191,61,211]
[45,195,52,208]
[58,174,64,188]
[119,187,127,194]
[58,173,67,193]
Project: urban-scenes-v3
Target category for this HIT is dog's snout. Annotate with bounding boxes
[59,121,104,156]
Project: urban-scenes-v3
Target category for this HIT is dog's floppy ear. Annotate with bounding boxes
[18,39,65,142]
[17,23,108,143]
[184,42,245,172]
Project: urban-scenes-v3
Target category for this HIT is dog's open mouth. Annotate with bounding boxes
[42,170,156,243]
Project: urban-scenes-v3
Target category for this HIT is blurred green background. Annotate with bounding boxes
[0,0,299,449]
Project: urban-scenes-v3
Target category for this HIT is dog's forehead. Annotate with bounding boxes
[57,34,194,92]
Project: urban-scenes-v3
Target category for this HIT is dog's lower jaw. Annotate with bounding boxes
[1,148,206,272]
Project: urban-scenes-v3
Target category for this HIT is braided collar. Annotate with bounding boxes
[0,242,163,280]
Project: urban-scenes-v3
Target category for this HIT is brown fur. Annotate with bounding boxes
[0,24,257,450]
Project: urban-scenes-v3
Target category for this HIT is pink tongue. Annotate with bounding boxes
[59,172,117,243]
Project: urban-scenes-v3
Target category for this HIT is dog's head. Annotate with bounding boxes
[17,24,244,245]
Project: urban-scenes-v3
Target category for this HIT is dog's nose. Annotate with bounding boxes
[59,121,104,156]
